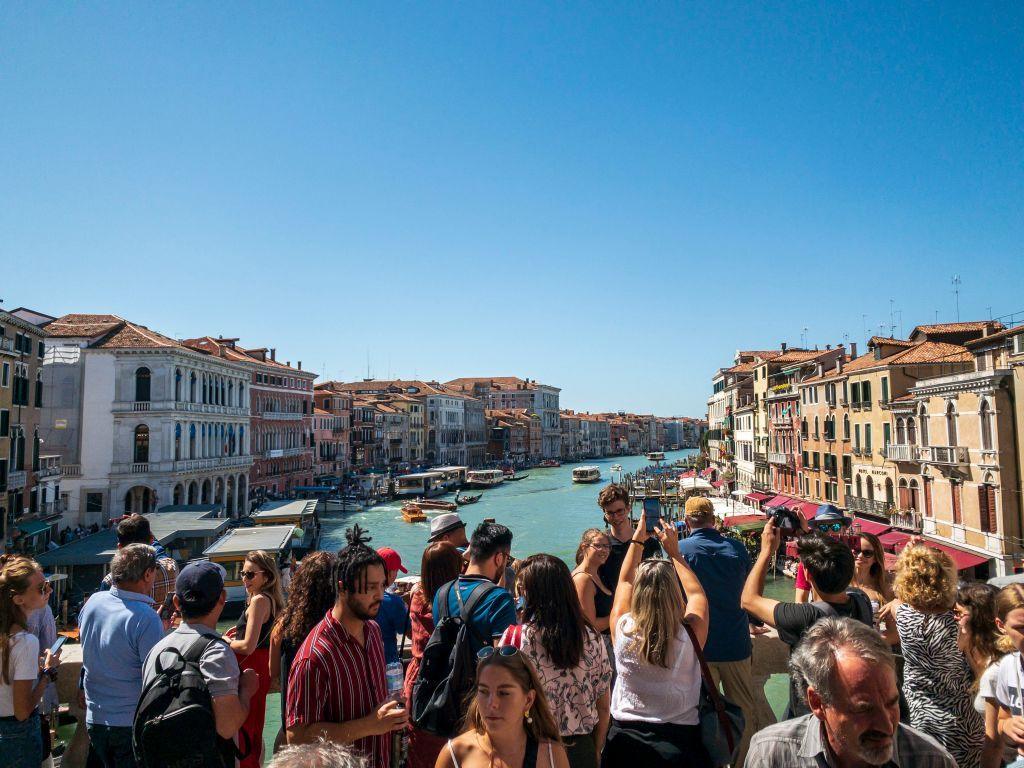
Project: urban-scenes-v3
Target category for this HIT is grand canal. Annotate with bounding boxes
[320,449,699,568]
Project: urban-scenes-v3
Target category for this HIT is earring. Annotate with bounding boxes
[524,709,533,724]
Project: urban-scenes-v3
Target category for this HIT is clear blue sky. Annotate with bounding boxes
[3,3,1021,417]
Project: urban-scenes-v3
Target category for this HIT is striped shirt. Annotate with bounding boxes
[285,610,389,768]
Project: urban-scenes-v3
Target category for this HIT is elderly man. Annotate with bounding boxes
[79,543,164,768]
[269,741,367,768]
[745,617,955,768]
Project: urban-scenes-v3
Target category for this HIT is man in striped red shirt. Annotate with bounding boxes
[286,526,408,768]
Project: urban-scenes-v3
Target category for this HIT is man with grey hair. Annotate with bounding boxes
[79,543,164,768]
[745,617,956,768]
[268,739,367,768]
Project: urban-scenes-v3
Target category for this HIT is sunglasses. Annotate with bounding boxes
[36,581,53,595]
[817,523,844,532]
[240,570,264,580]
[478,645,520,661]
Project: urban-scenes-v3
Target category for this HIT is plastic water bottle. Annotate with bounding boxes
[385,661,407,768]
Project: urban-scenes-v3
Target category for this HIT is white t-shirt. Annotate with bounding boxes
[0,632,40,717]
[610,613,701,726]
[992,654,1024,764]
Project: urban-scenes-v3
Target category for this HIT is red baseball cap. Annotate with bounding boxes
[376,547,407,573]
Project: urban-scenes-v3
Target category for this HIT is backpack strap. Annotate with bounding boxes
[457,581,500,646]
[682,621,737,757]
[437,581,456,622]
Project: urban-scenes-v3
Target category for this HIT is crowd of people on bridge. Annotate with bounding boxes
[5,484,1024,768]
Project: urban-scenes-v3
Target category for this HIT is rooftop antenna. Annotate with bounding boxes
[934,309,939,323]
[366,349,371,380]
[952,275,961,321]
[801,327,808,348]
[987,306,993,319]
[889,298,895,335]
[861,314,868,341]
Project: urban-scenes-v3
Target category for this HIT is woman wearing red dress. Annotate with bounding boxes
[403,542,464,768]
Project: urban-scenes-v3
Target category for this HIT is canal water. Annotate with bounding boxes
[254,448,794,761]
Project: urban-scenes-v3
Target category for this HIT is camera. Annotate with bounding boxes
[768,506,801,537]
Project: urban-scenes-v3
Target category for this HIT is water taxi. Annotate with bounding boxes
[572,466,602,483]
[401,503,428,523]
[251,499,319,556]
[646,451,666,462]
[432,466,469,491]
[539,459,561,468]
[464,469,506,489]
[395,471,447,498]
[414,498,458,511]
[203,524,297,607]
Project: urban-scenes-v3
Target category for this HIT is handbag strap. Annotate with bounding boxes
[682,622,737,756]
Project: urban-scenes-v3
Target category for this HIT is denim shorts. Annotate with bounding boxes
[0,712,43,768]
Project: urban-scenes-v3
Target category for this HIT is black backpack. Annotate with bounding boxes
[411,580,498,738]
[133,635,242,768]
[811,587,874,626]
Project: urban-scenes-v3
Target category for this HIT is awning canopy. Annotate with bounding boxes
[17,520,52,537]
[792,500,819,519]
[732,519,768,532]
[764,494,791,508]
[852,518,892,537]
[722,514,765,527]
[745,492,770,503]
[914,539,991,571]
[711,480,724,488]
[879,531,911,551]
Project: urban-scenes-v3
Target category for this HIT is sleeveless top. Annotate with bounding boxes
[446,736,551,768]
[234,601,274,650]
[574,570,614,621]
[610,613,701,725]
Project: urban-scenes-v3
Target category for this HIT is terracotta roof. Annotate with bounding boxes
[868,336,915,348]
[181,337,314,374]
[726,361,758,374]
[45,314,125,338]
[965,325,1024,348]
[313,407,331,415]
[844,341,973,374]
[316,379,449,397]
[46,313,195,351]
[773,349,833,364]
[911,321,1004,336]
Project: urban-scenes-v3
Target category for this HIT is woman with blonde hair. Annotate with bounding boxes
[879,544,982,768]
[436,648,568,768]
[0,555,61,768]
[601,513,710,767]
[993,584,1024,758]
[226,549,285,768]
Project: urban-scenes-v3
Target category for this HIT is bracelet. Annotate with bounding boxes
[629,539,644,546]
[44,667,58,682]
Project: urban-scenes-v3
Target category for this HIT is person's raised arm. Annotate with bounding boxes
[572,573,609,633]
[741,520,782,626]
[228,593,270,655]
[657,522,710,647]
[609,512,647,644]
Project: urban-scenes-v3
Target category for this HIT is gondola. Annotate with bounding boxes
[504,473,529,481]
[455,493,482,505]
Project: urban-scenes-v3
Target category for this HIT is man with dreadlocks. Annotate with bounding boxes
[285,525,408,768]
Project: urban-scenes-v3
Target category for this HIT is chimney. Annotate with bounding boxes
[270,348,276,361]
[781,342,788,352]
[297,361,302,370]
[850,342,857,358]
[826,344,831,350]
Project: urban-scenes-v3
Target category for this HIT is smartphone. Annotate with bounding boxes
[49,636,67,655]
[642,497,662,533]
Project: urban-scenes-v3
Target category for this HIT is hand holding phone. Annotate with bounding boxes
[642,498,662,533]
[49,636,68,656]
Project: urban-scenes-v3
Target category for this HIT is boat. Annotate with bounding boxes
[394,471,447,498]
[432,466,469,491]
[572,466,602,483]
[646,451,666,462]
[539,459,561,468]
[610,464,623,473]
[401,503,428,523]
[203,524,298,607]
[455,493,482,505]
[464,469,506,489]
[413,498,458,511]
[505,473,529,482]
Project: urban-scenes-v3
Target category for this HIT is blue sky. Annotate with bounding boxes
[2,3,1021,416]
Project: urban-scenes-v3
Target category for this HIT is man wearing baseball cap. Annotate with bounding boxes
[142,562,259,747]
[375,547,410,665]
[427,512,468,548]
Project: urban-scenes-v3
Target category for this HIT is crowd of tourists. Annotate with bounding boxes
[5,485,1024,768]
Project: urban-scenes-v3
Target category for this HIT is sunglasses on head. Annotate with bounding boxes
[478,645,520,660]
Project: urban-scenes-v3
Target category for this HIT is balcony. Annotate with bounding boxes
[890,509,924,533]
[36,455,62,479]
[6,470,26,490]
[768,451,793,466]
[112,400,250,417]
[924,446,969,466]
[846,495,893,517]
[61,464,81,477]
[0,337,14,354]
[173,456,253,473]
[265,447,307,459]
[885,443,921,462]
[772,415,792,427]
[259,411,304,421]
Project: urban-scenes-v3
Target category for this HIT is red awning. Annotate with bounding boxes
[722,514,764,527]
[680,470,696,479]
[745,492,770,503]
[878,531,911,551]
[793,500,819,519]
[916,540,991,571]
[711,480,724,488]
[764,494,791,507]
[852,518,892,537]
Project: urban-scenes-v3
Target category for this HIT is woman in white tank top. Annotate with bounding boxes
[602,512,712,768]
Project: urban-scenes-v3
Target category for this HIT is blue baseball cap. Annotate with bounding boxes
[176,561,226,606]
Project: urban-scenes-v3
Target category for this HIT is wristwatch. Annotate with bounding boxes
[44,667,59,682]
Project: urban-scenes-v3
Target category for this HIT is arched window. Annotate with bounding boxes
[843,414,850,440]
[175,369,182,401]
[884,478,894,505]
[135,367,151,402]
[946,402,958,446]
[239,383,245,407]
[801,419,808,439]
[856,475,863,498]
[907,417,917,445]
[813,416,819,438]
[228,381,234,405]
[896,418,905,444]
[134,425,150,463]
[919,405,929,446]
[980,400,993,450]
[189,423,196,458]
[174,423,181,460]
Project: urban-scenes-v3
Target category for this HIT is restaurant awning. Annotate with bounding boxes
[852,518,891,536]
[17,520,52,538]
[723,514,765,527]
[915,540,991,571]
[878,531,911,551]
[745,492,770,503]
[764,494,791,507]
[792,500,819,519]
[711,480,724,488]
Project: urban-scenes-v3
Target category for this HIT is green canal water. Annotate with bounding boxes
[253,449,794,761]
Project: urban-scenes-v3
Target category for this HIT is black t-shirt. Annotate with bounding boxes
[598,534,661,591]
[774,590,872,717]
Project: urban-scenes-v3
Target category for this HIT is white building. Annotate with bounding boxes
[41,314,254,525]
[733,403,756,492]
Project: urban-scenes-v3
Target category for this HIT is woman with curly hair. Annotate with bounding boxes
[879,544,983,768]
[269,551,339,740]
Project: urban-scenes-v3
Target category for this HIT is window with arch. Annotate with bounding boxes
[189,423,196,457]
[190,372,197,402]
[919,405,929,446]
[884,478,894,505]
[896,418,905,444]
[174,423,182,460]
[980,400,993,450]
[946,403,958,446]
[907,417,917,445]
[843,414,850,440]
[866,478,874,501]
[801,419,808,439]
[175,369,182,401]
[135,367,151,402]
[813,416,819,438]
[855,475,863,498]
[134,424,150,463]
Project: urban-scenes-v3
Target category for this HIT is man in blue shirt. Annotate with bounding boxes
[79,543,165,768]
[375,546,410,664]
[677,496,773,766]
[432,522,517,656]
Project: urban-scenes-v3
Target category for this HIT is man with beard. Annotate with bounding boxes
[286,525,408,768]
[745,617,955,768]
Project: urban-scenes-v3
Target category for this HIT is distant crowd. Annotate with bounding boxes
[3,484,1024,767]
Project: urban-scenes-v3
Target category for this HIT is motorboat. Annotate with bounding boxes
[464,469,506,489]
[539,459,561,468]
[413,498,458,511]
[646,451,666,462]
[401,503,427,523]
[572,466,602,483]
